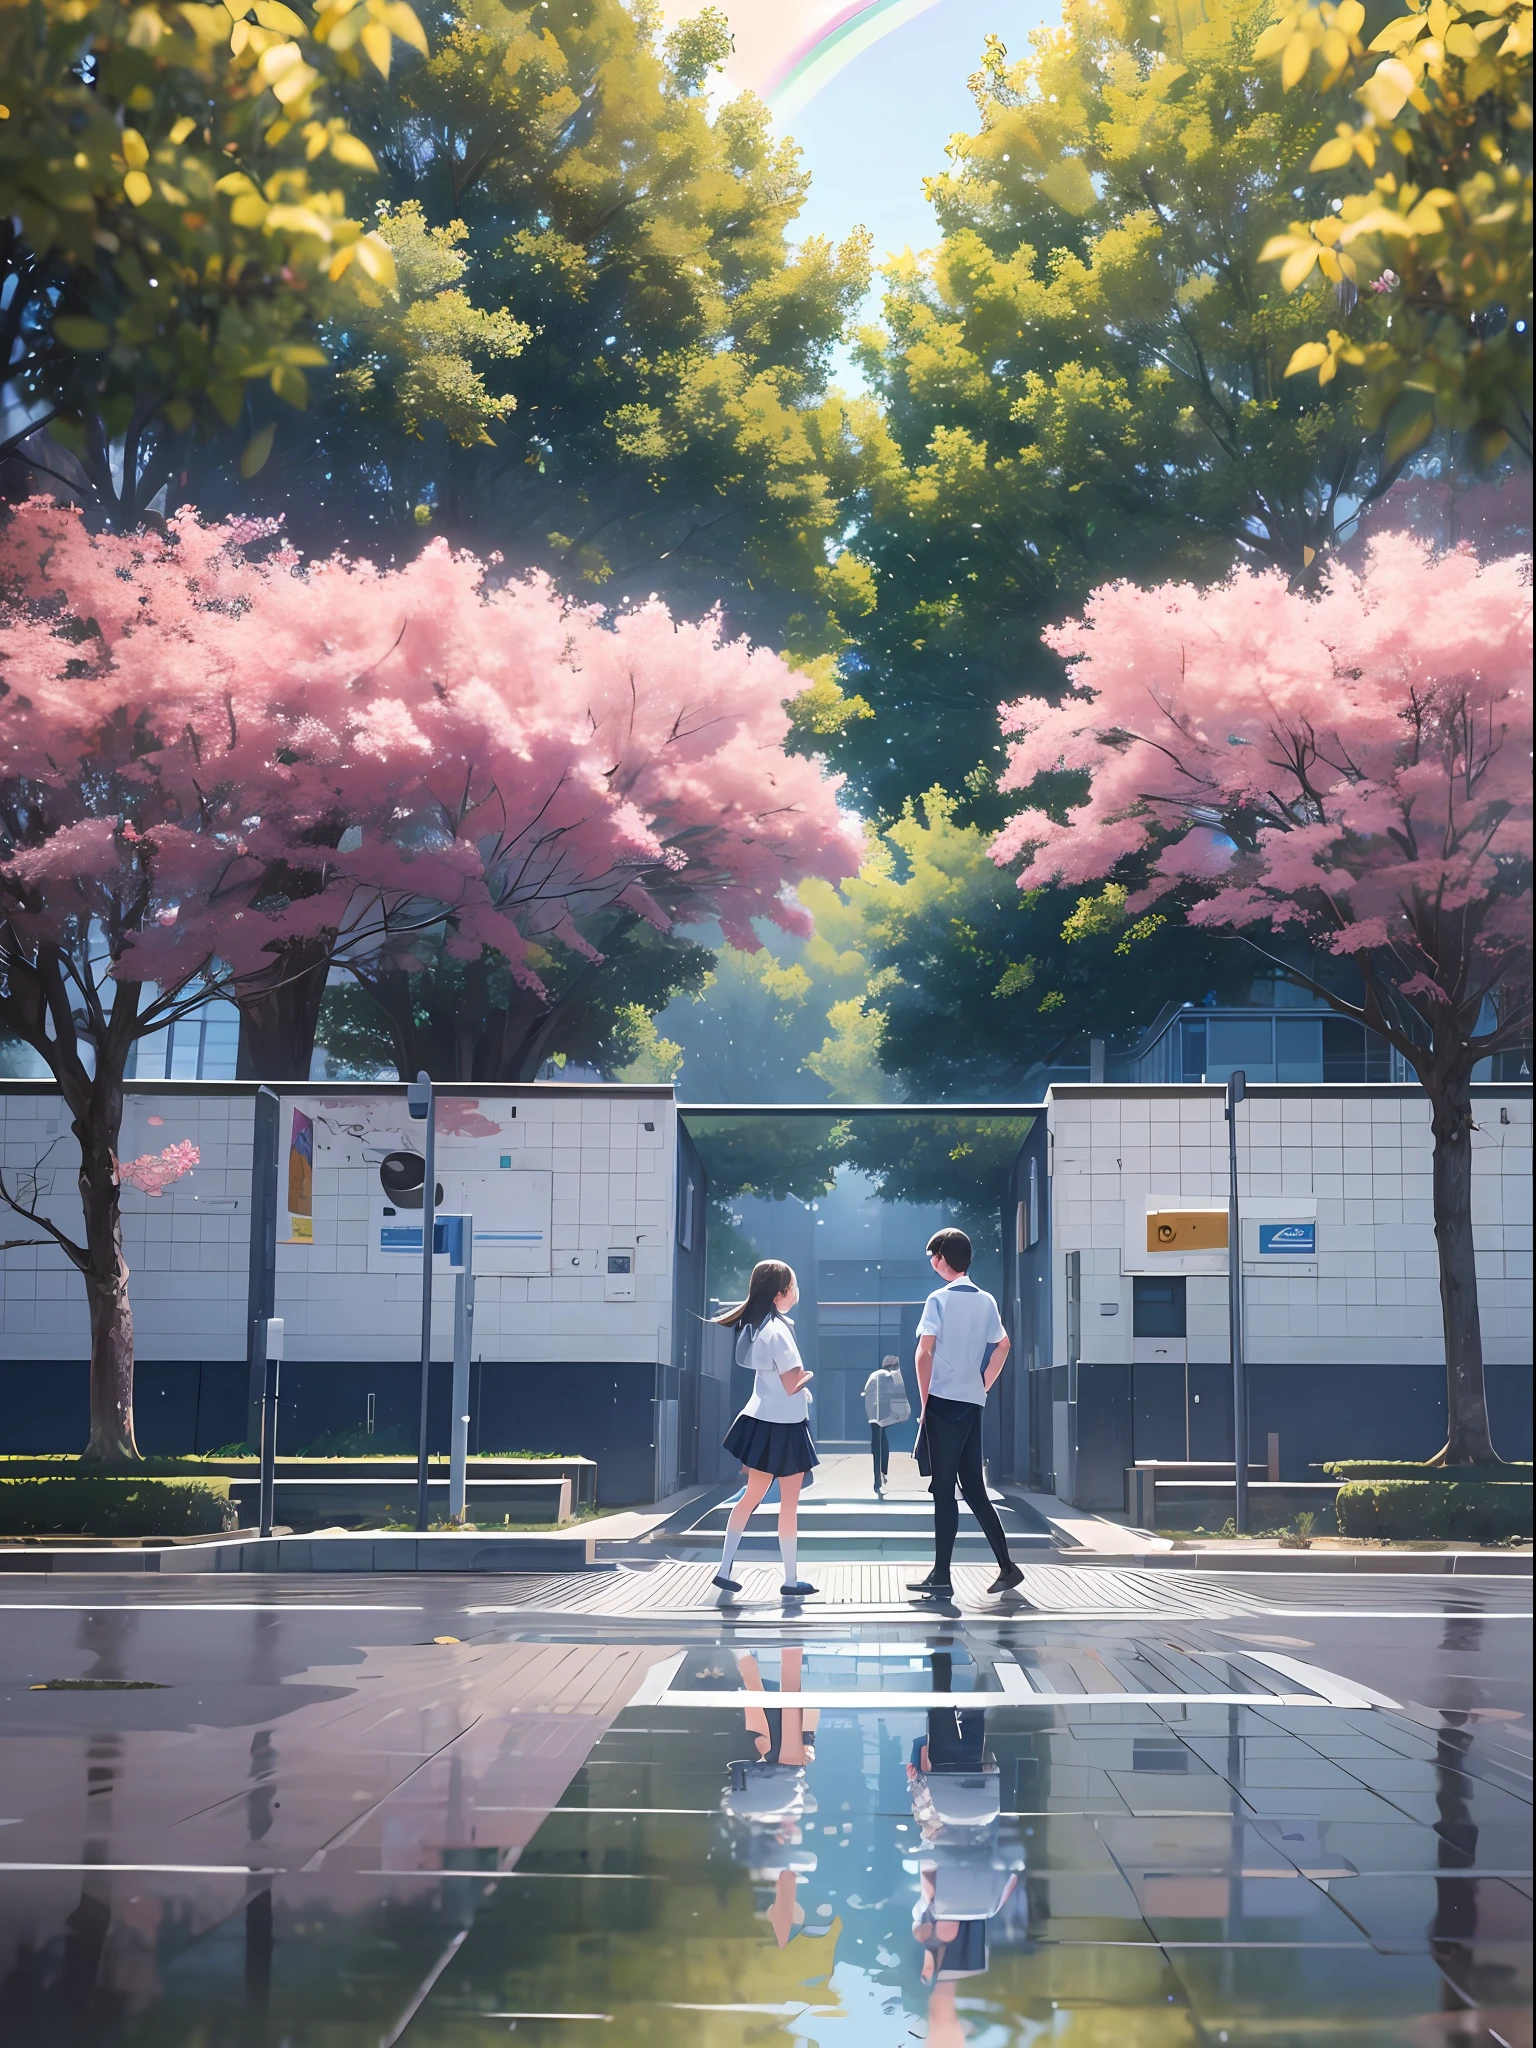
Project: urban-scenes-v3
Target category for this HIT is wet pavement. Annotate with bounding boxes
[0,1576,1528,2045]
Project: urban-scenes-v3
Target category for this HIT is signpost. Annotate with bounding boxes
[407,1072,437,1532]
[1225,1070,1248,1533]
[245,1086,280,1452]
[257,1317,285,1539]
[434,1214,476,1524]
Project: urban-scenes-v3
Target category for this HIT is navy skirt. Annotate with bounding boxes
[723,1413,819,1478]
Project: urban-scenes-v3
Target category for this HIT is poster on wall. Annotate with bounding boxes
[368,1169,553,1275]
[273,1095,553,1275]
[285,1108,314,1243]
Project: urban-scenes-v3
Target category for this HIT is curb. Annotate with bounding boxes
[1050,1547,1532,1574]
[0,1529,601,1575]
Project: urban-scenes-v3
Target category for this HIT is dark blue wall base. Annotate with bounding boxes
[0,1359,664,1506]
[1043,1360,1533,1512]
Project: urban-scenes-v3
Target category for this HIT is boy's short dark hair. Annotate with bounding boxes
[927,1228,972,1273]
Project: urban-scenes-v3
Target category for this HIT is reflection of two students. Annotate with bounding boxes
[908,1652,1020,2047]
[720,1648,830,1951]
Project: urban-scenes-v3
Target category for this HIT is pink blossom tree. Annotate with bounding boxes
[0,499,854,1460]
[0,503,490,1460]
[992,536,1531,1466]
[341,585,866,1081]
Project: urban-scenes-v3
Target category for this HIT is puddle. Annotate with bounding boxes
[3,1631,1523,2046]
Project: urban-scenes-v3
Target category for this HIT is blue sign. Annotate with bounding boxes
[1260,1222,1315,1255]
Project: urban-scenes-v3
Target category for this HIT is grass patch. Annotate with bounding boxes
[29,1679,168,1691]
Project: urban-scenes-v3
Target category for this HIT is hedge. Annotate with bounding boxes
[1324,1461,1533,1481]
[1334,1479,1532,1543]
[0,1477,236,1538]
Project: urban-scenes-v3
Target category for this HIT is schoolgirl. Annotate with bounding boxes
[713,1260,819,1596]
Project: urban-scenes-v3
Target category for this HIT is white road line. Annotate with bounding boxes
[655,1689,1326,1709]
[626,1652,687,1705]
[1236,1649,1403,1711]
[471,1606,1531,1624]
[0,1603,422,1612]
[360,1870,657,1880]
[0,1863,279,1875]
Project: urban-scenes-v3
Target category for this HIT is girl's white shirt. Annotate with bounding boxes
[736,1314,810,1423]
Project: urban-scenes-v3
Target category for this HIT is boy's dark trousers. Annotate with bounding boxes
[924,1394,1012,1581]
[870,1423,890,1489]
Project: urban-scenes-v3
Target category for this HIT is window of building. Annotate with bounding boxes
[1206,1017,1276,1082]
[1276,1016,1322,1081]
[128,1002,241,1081]
[1321,1016,1390,1082]
[1180,1019,1205,1081]
[1133,1276,1187,1338]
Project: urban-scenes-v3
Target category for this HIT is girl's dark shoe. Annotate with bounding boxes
[988,1562,1025,1593]
[712,1573,742,1592]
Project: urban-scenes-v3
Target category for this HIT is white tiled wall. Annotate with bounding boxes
[0,1085,676,1366]
[1048,1086,1532,1369]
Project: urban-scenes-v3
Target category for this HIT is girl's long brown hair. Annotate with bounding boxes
[713,1259,795,1332]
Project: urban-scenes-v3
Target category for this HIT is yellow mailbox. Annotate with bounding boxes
[1147,1209,1229,1252]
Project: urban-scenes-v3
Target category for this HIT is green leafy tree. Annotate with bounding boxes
[1256,0,1532,463]
[184,0,882,657]
[833,0,1405,811]
[334,201,531,457]
[841,1114,1035,1236]
[810,789,1255,1098]
[0,0,423,521]
[664,789,1255,1108]
[316,920,711,1080]
[662,883,888,1103]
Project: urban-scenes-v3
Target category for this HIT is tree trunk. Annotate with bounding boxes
[236,939,332,1081]
[75,1089,140,1466]
[1426,1071,1499,1465]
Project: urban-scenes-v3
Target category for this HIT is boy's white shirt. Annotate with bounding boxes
[916,1280,1005,1407]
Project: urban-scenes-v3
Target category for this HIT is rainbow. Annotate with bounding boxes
[764,0,947,121]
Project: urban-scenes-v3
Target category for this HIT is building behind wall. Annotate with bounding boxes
[0,1080,697,1505]
[1002,1084,1533,1510]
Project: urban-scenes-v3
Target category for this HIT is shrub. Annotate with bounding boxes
[0,1477,236,1538]
[1334,1480,1532,1544]
[1323,1461,1533,1480]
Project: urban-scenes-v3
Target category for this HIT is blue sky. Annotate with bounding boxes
[779,1,1059,280]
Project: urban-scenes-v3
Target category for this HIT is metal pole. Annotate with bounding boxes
[408,1073,437,1532]
[245,1087,280,1451]
[258,1318,284,1539]
[449,1219,474,1524]
[1226,1070,1247,1533]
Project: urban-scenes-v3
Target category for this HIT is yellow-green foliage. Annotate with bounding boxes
[0,0,425,459]
[1256,0,1532,462]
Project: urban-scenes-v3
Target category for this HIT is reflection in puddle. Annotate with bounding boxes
[5,1630,1525,2045]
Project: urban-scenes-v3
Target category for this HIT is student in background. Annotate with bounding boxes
[861,1353,910,1495]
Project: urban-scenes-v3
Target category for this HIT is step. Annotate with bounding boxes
[705,1531,1054,1559]
[689,1500,1039,1536]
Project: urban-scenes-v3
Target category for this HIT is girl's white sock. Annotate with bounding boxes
[779,1531,797,1586]
[718,1526,743,1580]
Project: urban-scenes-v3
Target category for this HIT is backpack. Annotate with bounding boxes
[881,1370,912,1425]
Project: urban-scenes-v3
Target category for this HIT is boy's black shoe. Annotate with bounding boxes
[988,1562,1025,1594]
[908,1574,952,1595]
